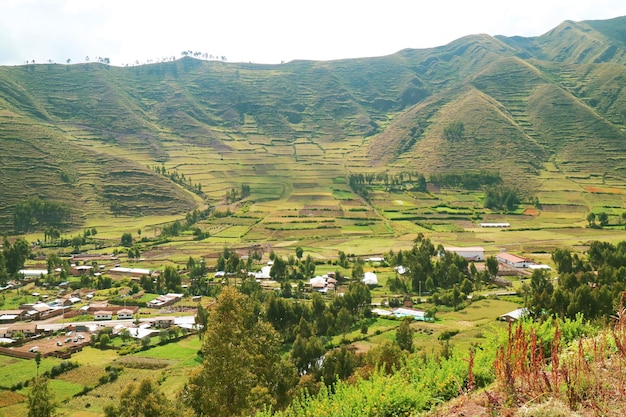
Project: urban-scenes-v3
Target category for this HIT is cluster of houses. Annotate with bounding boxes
[147,293,184,308]
[443,247,551,271]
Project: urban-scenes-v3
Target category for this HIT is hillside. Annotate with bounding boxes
[1,16,626,234]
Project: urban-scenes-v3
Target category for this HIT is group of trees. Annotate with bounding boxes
[182,283,417,417]
[386,235,496,308]
[148,165,203,196]
[348,171,428,199]
[585,211,622,228]
[137,266,181,294]
[483,185,520,211]
[224,183,251,204]
[527,240,626,321]
[429,171,502,190]
[0,237,31,285]
[13,198,71,233]
[159,208,210,239]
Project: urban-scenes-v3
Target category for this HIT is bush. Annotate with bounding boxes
[438,330,459,341]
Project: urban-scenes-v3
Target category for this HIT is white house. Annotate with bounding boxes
[496,252,532,268]
[443,246,485,262]
[499,308,529,322]
[94,310,113,321]
[362,272,378,286]
[480,222,510,228]
[392,308,428,321]
[117,309,134,320]
[18,269,48,278]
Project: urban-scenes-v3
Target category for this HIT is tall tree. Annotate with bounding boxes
[395,318,414,353]
[27,377,55,417]
[184,286,296,416]
[485,256,499,280]
[120,232,133,247]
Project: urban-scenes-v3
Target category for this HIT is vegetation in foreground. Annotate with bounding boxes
[8,237,626,417]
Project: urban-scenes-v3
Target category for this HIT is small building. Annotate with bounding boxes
[443,246,485,262]
[147,293,183,308]
[109,267,152,278]
[527,264,552,270]
[496,252,533,268]
[94,311,113,321]
[71,265,93,276]
[499,308,529,322]
[479,222,510,228]
[18,269,48,279]
[362,272,378,286]
[154,317,175,328]
[392,307,428,321]
[117,309,134,320]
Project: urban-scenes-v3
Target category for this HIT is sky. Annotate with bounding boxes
[1,0,626,67]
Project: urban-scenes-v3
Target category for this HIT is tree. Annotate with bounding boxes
[598,212,609,227]
[27,377,56,417]
[395,318,414,353]
[99,333,110,349]
[486,256,499,280]
[320,346,356,385]
[104,378,176,417]
[71,235,83,253]
[163,266,182,293]
[351,258,364,280]
[587,212,597,228]
[184,287,296,416]
[4,237,31,275]
[141,336,151,348]
[121,232,133,247]
[295,247,303,260]
[120,328,131,343]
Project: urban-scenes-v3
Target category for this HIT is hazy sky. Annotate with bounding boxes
[2,0,626,66]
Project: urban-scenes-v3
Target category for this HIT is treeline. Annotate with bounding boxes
[148,164,203,196]
[430,171,502,190]
[483,185,520,211]
[348,171,427,199]
[528,240,626,321]
[13,198,72,233]
[160,208,210,239]
[348,170,507,199]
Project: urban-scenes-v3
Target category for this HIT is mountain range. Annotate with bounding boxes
[1,15,625,233]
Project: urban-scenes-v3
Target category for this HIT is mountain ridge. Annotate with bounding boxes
[1,16,625,233]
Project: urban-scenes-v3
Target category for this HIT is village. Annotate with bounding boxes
[0,243,547,361]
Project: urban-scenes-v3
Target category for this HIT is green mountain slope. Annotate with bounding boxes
[0,16,625,233]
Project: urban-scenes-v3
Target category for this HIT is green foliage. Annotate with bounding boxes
[259,339,496,417]
[2,237,30,277]
[27,376,56,417]
[443,121,464,141]
[429,171,502,190]
[13,197,71,233]
[532,241,626,321]
[120,232,133,247]
[184,286,297,416]
[483,185,520,211]
[395,318,415,352]
[104,378,176,417]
